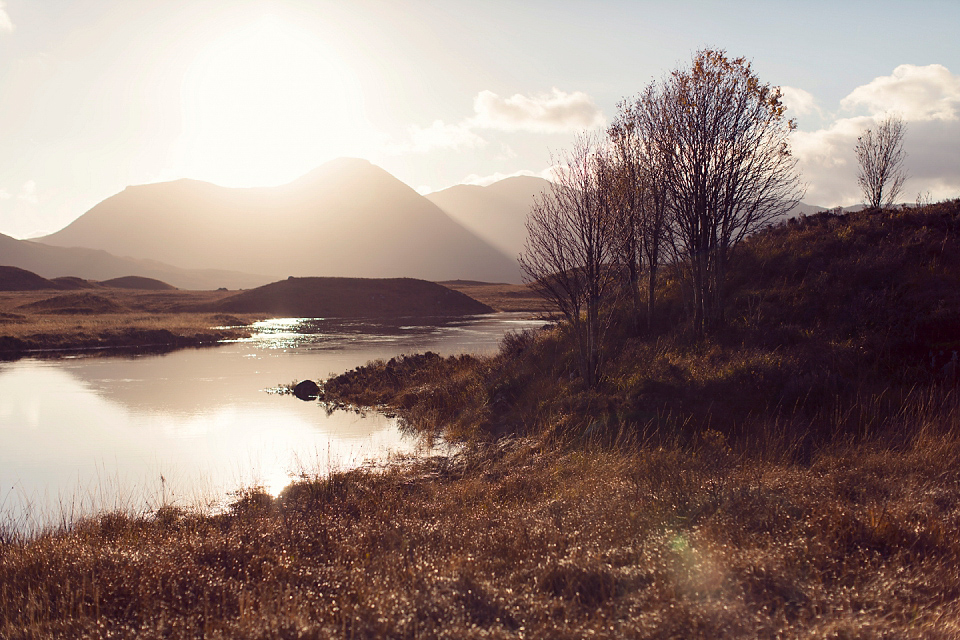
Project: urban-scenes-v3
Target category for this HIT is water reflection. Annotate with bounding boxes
[0,313,542,531]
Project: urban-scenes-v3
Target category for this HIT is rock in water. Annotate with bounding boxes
[293,379,321,401]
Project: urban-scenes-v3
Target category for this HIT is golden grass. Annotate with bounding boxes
[0,289,256,355]
[1,427,958,638]
[438,281,555,313]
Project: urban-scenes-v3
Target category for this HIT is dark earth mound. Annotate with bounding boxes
[213,277,493,318]
[0,265,60,291]
[18,293,128,314]
[99,276,177,290]
[50,276,102,290]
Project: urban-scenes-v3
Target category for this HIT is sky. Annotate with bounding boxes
[0,0,958,239]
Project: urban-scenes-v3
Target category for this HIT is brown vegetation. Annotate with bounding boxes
[0,288,252,358]
[438,281,554,313]
[3,205,960,636]
[325,202,960,448]
[1,430,958,638]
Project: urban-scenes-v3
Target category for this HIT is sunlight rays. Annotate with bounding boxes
[177,11,366,187]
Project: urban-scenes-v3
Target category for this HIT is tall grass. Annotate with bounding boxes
[4,203,960,636]
[2,416,958,637]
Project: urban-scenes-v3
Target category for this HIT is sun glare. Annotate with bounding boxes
[178,13,366,187]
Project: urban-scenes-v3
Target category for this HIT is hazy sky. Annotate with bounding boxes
[1,0,958,238]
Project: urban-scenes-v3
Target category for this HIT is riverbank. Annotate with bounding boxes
[2,428,958,637]
[0,289,254,358]
[0,279,541,359]
[4,205,960,636]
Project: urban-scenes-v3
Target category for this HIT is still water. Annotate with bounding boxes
[0,313,542,531]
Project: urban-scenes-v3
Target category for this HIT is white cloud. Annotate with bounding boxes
[780,86,821,117]
[471,88,605,133]
[0,188,11,200]
[0,2,13,32]
[841,64,960,121]
[406,120,487,153]
[18,180,38,205]
[391,87,603,158]
[791,64,960,207]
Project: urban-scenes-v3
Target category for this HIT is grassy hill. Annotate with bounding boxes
[323,200,960,448]
[0,265,61,291]
[4,203,960,637]
[100,276,176,290]
[212,276,494,317]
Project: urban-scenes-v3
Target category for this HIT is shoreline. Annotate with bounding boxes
[2,431,957,637]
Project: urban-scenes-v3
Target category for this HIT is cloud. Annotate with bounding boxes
[840,64,960,121]
[392,87,603,158]
[0,188,11,200]
[406,120,487,153]
[780,86,821,118]
[471,88,605,133]
[791,64,960,207]
[0,2,12,32]
[18,180,38,205]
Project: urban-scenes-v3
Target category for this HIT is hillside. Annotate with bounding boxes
[39,158,521,283]
[100,276,176,290]
[322,200,960,446]
[426,175,551,260]
[17,292,128,314]
[0,265,61,291]
[4,205,960,638]
[0,232,267,290]
[212,276,494,317]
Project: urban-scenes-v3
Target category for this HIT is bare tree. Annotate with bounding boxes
[638,49,804,333]
[519,133,619,386]
[856,115,908,209]
[594,131,642,318]
[607,90,671,330]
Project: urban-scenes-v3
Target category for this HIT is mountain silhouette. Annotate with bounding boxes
[0,232,266,290]
[426,176,552,261]
[39,158,521,283]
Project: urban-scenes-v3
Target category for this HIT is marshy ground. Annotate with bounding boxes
[0,288,252,357]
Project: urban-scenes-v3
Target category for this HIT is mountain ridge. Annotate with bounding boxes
[0,232,268,290]
[39,158,522,284]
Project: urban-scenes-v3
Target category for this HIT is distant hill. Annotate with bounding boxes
[0,265,60,291]
[426,176,552,260]
[17,293,127,315]
[0,232,268,290]
[211,276,494,318]
[50,276,102,290]
[39,158,521,283]
[100,276,176,290]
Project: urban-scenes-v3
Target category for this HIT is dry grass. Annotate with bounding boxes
[438,281,555,313]
[0,289,255,356]
[4,205,960,636]
[1,427,958,638]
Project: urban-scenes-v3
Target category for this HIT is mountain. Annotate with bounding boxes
[0,232,267,290]
[39,158,521,283]
[425,176,552,261]
[785,202,829,218]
